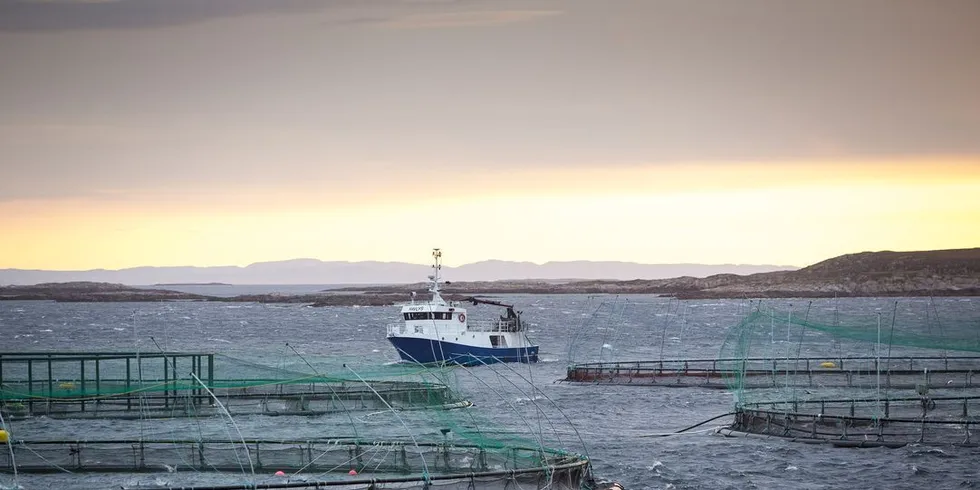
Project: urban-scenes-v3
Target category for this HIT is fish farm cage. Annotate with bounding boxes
[0,350,611,489]
[1,438,594,489]
[716,300,980,447]
[560,296,980,448]
[0,351,468,419]
[561,295,754,385]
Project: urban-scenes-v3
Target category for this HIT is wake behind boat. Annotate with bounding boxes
[385,249,539,366]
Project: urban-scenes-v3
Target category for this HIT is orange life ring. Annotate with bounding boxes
[458,313,466,323]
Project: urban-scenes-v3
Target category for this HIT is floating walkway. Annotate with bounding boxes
[0,437,597,489]
[720,394,980,447]
[0,351,468,419]
[563,356,980,390]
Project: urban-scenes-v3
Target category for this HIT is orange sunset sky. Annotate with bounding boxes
[1,0,978,270]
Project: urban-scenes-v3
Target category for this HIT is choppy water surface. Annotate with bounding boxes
[1,294,979,489]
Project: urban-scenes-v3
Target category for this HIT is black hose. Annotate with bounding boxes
[640,412,735,438]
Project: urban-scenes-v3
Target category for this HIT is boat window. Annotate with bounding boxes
[404,312,454,320]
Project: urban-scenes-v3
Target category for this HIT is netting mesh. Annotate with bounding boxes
[561,296,756,387]
[718,300,980,407]
[717,299,980,446]
[0,353,468,419]
[0,350,596,488]
[564,296,740,365]
[558,296,980,447]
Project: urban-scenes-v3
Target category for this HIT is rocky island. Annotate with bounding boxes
[0,282,403,306]
[0,282,211,302]
[2,248,978,305]
[154,282,232,286]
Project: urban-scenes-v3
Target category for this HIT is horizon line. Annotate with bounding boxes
[0,257,804,273]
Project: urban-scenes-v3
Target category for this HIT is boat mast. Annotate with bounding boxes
[429,248,445,304]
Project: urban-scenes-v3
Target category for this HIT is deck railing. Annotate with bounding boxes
[386,320,522,336]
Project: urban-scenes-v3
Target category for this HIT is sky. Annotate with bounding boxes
[1,0,979,270]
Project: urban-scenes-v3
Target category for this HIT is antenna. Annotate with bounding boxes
[430,248,442,290]
[432,248,442,273]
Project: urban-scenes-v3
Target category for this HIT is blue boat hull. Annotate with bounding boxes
[387,336,539,366]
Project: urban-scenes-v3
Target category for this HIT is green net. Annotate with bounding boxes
[561,296,757,386]
[0,352,468,418]
[717,299,980,445]
[0,350,597,488]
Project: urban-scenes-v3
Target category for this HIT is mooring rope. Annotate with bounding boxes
[190,372,256,484]
[638,412,735,438]
[0,408,18,485]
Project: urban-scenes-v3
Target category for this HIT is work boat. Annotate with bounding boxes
[385,249,539,366]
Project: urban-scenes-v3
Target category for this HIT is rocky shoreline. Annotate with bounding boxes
[3,249,978,305]
[0,282,472,306]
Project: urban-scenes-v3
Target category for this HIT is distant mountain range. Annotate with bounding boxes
[2,248,977,302]
[0,259,796,286]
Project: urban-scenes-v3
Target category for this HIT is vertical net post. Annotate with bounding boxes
[46,355,53,401]
[27,358,34,415]
[126,357,132,410]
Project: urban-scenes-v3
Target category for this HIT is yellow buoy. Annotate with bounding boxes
[0,429,9,443]
[59,382,75,390]
[819,361,837,369]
